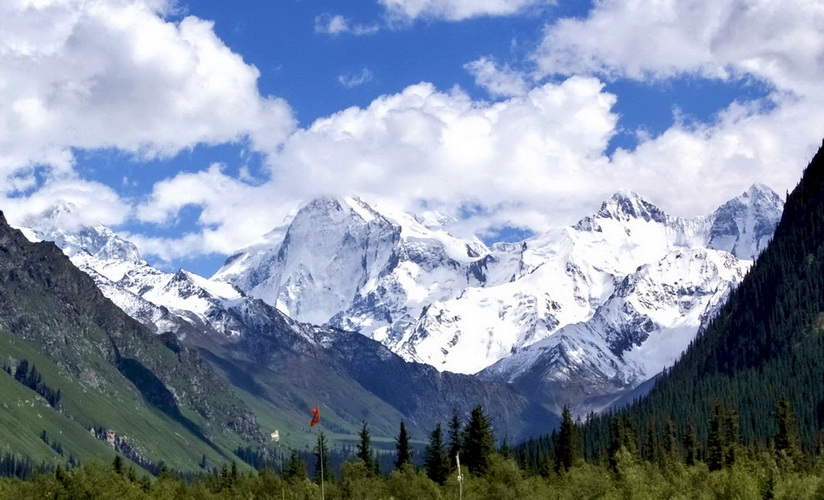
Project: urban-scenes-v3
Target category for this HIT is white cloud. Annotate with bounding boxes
[314,13,380,35]
[379,0,552,22]
[8,0,824,271]
[133,77,618,261]
[338,69,375,88]
[608,94,823,217]
[535,0,824,96]
[0,0,295,188]
[2,174,132,230]
[527,0,824,215]
[132,163,286,261]
[465,56,530,98]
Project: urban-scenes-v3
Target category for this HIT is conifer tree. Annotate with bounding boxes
[708,401,740,470]
[683,420,698,466]
[708,403,725,471]
[283,449,306,480]
[722,402,740,467]
[662,418,680,462]
[424,423,449,485]
[556,405,581,471]
[499,436,512,459]
[447,409,462,469]
[230,461,239,482]
[643,420,659,463]
[395,421,411,470]
[315,432,331,483]
[356,421,375,472]
[774,395,803,469]
[462,405,495,476]
[609,415,638,470]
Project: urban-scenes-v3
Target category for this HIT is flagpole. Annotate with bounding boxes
[270,429,284,500]
[311,406,325,500]
[319,420,325,500]
[456,452,463,500]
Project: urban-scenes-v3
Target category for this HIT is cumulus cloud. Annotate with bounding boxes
[528,0,824,215]
[133,76,619,262]
[314,13,380,35]
[136,0,824,263]
[465,57,530,98]
[379,0,553,22]
[0,0,295,192]
[535,0,824,96]
[132,163,287,260]
[8,0,824,270]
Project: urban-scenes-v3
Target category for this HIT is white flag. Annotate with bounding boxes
[271,430,280,442]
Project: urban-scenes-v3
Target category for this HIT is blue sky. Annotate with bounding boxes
[1,0,823,276]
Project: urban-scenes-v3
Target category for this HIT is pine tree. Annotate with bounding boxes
[556,405,581,471]
[683,420,698,466]
[608,415,638,470]
[447,409,462,469]
[315,432,331,483]
[395,421,411,470]
[230,461,239,482]
[283,449,306,480]
[113,455,124,475]
[499,436,512,459]
[708,402,725,470]
[774,394,803,469]
[722,402,740,467]
[424,423,449,485]
[662,418,680,462]
[643,420,659,463]
[356,421,375,472]
[462,405,495,476]
[708,401,740,470]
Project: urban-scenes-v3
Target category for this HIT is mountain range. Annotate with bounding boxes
[20,203,559,447]
[561,141,824,459]
[212,184,782,413]
[20,183,783,425]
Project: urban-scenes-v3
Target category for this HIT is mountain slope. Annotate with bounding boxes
[213,186,781,386]
[580,141,824,451]
[0,211,260,470]
[22,209,558,443]
[479,247,750,415]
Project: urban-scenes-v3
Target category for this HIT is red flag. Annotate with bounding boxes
[310,407,320,427]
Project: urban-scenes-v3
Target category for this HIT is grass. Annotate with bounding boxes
[0,330,249,472]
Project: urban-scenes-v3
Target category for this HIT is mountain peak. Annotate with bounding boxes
[746,182,777,195]
[598,190,666,223]
[742,183,783,207]
[21,200,84,232]
[707,184,783,260]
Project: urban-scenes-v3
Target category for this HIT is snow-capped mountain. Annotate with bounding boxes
[20,203,317,347]
[213,196,489,343]
[19,184,783,419]
[214,184,783,380]
[18,204,559,439]
[478,247,751,414]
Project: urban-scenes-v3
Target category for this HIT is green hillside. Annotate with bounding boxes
[0,212,260,472]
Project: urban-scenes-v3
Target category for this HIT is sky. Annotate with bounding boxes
[2,0,823,277]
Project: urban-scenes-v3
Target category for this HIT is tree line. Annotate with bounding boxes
[2,400,824,498]
[4,359,62,408]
